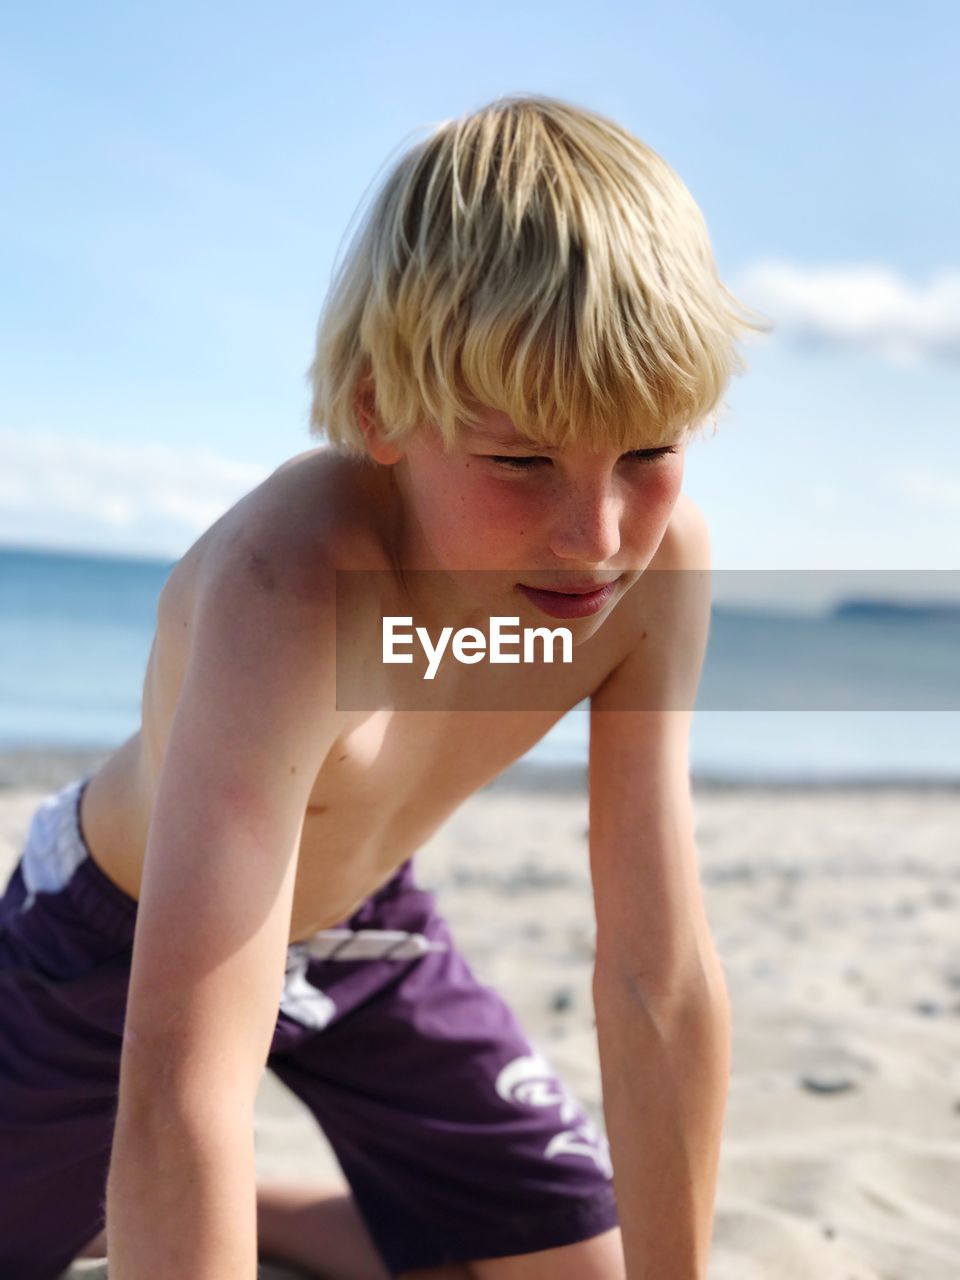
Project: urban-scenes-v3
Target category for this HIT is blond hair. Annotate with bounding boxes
[307,93,769,456]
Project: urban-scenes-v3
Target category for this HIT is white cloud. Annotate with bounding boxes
[735,261,960,364]
[0,428,269,559]
[894,465,960,510]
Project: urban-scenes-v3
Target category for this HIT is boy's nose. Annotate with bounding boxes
[548,487,623,564]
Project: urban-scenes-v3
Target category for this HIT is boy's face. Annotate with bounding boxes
[381,406,685,640]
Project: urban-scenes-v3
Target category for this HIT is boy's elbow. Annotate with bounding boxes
[593,940,729,1014]
[114,1075,256,1160]
[116,1026,258,1131]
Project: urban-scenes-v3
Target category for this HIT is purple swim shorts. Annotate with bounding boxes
[0,777,618,1278]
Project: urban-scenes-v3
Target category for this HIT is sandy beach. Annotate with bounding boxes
[0,748,956,1279]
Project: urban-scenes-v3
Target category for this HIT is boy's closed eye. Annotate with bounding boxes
[484,447,679,471]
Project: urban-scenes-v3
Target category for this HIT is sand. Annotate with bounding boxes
[0,749,956,1279]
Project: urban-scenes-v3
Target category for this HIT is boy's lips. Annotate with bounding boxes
[525,581,616,595]
[515,578,622,618]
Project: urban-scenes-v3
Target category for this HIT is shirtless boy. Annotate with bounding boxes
[0,94,762,1279]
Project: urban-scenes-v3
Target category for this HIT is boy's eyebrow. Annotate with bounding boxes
[468,426,557,450]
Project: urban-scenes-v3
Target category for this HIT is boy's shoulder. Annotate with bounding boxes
[186,448,392,597]
[591,492,710,712]
[155,449,394,684]
[251,447,394,572]
[649,491,710,573]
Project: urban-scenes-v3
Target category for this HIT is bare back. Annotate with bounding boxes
[80,448,656,942]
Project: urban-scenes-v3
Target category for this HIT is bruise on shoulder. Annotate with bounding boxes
[243,541,279,593]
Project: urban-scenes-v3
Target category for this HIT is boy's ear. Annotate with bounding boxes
[354,377,404,465]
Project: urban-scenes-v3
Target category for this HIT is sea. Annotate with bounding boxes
[1,546,958,783]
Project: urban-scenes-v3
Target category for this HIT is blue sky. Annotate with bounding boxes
[1,0,958,606]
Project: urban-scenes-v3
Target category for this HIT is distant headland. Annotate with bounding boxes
[831,599,960,622]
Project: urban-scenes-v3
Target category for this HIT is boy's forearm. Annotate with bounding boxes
[106,1096,258,1278]
[593,960,731,1280]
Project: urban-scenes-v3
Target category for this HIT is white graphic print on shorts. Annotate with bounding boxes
[280,944,337,1029]
[280,930,448,1029]
[494,1052,613,1178]
[18,780,89,913]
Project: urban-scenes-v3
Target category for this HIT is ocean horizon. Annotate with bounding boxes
[2,544,958,783]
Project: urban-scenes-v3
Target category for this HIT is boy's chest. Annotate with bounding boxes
[333,593,629,796]
[287,651,614,938]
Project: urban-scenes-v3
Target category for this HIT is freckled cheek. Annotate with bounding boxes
[453,487,537,566]
[447,475,524,523]
[621,470,684,538]
[414,476,487,545]
[648,468,684,513]
[472,485,541,540]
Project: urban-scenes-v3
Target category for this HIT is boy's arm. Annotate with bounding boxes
[106,528,340,1279]
[588,500,731,1280]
